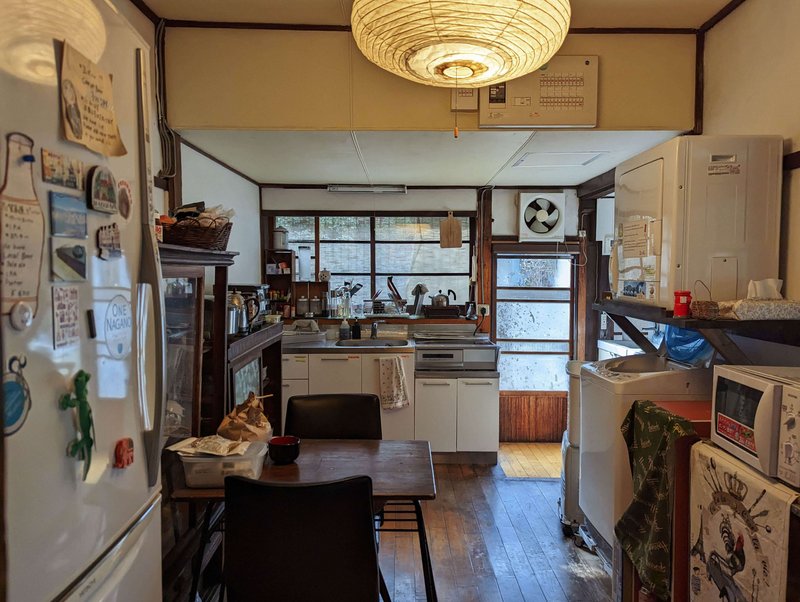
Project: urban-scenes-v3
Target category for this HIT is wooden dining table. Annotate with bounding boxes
[171,439,439,601]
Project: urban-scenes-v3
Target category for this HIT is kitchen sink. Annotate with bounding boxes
[335,339,409,347]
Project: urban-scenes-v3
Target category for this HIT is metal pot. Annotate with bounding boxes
[429,289,457,307]
[227,306,240,335]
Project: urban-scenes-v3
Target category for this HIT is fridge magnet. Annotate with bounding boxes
[117,180,132,221]
[86,166,118,214]
[60,43,127,157]
[49,191,87,238]
[52,286,80,349]
[3,356,31,436]
[8,301,33,331]
[104,295,132,359]
[50,239,87,282]
[96,223,121,260]
[690,442,797,602]
[59,370,95,481]
[41,149,83,190]
[1,132,45,317]
[113,438,134,468]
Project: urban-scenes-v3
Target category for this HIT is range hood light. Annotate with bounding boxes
[327,184,407,194]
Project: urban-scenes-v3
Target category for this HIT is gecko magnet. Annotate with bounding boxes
[59,370,95,481]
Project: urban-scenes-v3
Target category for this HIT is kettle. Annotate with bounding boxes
[429,289,457,307]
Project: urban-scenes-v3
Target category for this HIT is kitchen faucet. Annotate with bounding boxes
[370,320,385,339]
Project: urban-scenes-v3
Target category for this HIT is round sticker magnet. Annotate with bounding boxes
[105,295,132,359]
[4,356,31,435]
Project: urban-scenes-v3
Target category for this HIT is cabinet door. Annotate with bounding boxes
[414,379,457,452]
[457,378,500,452]
[308,354,362,395]
[282,354,309,380]
[281,379,309,434]
[361,354,415,440]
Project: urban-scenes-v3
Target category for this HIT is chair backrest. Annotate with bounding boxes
[224,475,380,601]
[285,394,382,439]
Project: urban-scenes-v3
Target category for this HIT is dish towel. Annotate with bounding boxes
[378,357,409,410]
[690,442,798,602]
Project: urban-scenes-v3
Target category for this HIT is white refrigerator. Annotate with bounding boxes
[0,1,166,600]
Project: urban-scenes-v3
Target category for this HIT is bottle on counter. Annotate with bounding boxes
[339,318,351,340]
[352,319,361,339]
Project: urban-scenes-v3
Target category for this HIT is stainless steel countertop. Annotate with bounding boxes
[282,340,416,354]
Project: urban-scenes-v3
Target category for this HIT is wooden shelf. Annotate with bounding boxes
[594,298,800,364]
[227,321,283,361]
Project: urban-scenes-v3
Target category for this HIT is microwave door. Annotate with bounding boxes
[753,385,782,476]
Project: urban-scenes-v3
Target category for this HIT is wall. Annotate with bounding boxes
[181,143,261,286]
[704,0,800,299]
[166,29,695,132]
[261,188,476,212]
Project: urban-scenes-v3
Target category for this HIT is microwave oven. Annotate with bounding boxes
[711,365,800,487]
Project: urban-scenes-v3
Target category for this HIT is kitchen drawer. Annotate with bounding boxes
[414,378,457,452]
[308,354,362,395]
[280,379,309,434]
[282,354,309,380]
[457,378,499,452]
[361,354,415,440]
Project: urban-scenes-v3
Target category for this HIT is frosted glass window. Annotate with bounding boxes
[275,216,315,242]
[496,302,570,340]
[375,244,468,274]
[499,354,570,391]
[376,275,469,303]
[375,216,469,242]
[319,243,370,273]
[496,257,571,287]
[320,216,370,241]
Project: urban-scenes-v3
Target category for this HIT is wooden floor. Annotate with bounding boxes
[378,463,611,602]
[498,443,562,479]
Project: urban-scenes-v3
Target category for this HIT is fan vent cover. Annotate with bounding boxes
[518,192,566,242]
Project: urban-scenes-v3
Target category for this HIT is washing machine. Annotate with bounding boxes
[578,353,712,548]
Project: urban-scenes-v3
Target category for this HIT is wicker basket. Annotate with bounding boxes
[162,217,232,251]
[690,280,718,319]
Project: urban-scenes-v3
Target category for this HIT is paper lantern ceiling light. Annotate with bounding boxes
[351,0,571,88]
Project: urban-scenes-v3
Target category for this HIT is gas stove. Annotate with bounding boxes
[413,332,499,371]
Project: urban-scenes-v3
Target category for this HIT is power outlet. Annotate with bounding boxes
[578,229,587,239]
[477,304,490,317]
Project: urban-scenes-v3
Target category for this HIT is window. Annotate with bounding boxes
[273,214,472,302]
[494,254,573,391]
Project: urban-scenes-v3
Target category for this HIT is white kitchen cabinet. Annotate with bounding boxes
[282,354,309,380]
[280,378,309,433]
[361,354,415,440]
[414,378,457,452]
[457,378,500,452]
[308,354,363,395]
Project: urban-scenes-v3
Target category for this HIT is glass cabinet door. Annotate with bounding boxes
[163,275,203,439]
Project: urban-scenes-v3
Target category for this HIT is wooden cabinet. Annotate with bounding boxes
[415,378,458,452]
[308,354,362,395]
[457,378,500,452]
[361,354,415,440]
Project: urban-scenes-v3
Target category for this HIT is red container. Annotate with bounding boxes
[673,290,692,317]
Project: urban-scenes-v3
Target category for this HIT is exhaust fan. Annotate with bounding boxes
[518,191,566,242]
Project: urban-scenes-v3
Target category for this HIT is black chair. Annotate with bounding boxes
[223,475,390,602]
[283,393,436,601]
[284,393,383,439]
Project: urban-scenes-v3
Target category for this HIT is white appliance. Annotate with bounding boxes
[579,354,712,547]
[597,339,643,360]
[711,365,800,487]
[518,189,577,242]
[1,2,165,600]
[559,360,587,534]
[612,135,782,307]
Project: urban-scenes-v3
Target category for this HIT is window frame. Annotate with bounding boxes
[264,211,476,297]
[491,250,576,391]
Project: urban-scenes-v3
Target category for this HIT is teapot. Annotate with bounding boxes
[429,289,457,307]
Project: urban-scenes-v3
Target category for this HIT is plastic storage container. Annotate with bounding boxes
[179,441,267,488]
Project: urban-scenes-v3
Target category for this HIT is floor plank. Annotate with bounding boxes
[378,463,611,602]
[498,443,562,479]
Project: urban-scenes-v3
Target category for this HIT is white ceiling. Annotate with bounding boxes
[179,129,680,186]
[160,0,713,187]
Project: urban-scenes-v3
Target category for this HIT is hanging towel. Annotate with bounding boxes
[689,442,798,602]
[378,357,409,410]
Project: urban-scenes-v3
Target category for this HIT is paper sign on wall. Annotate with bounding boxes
[60,42,127,157]
[621,221,649,259]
